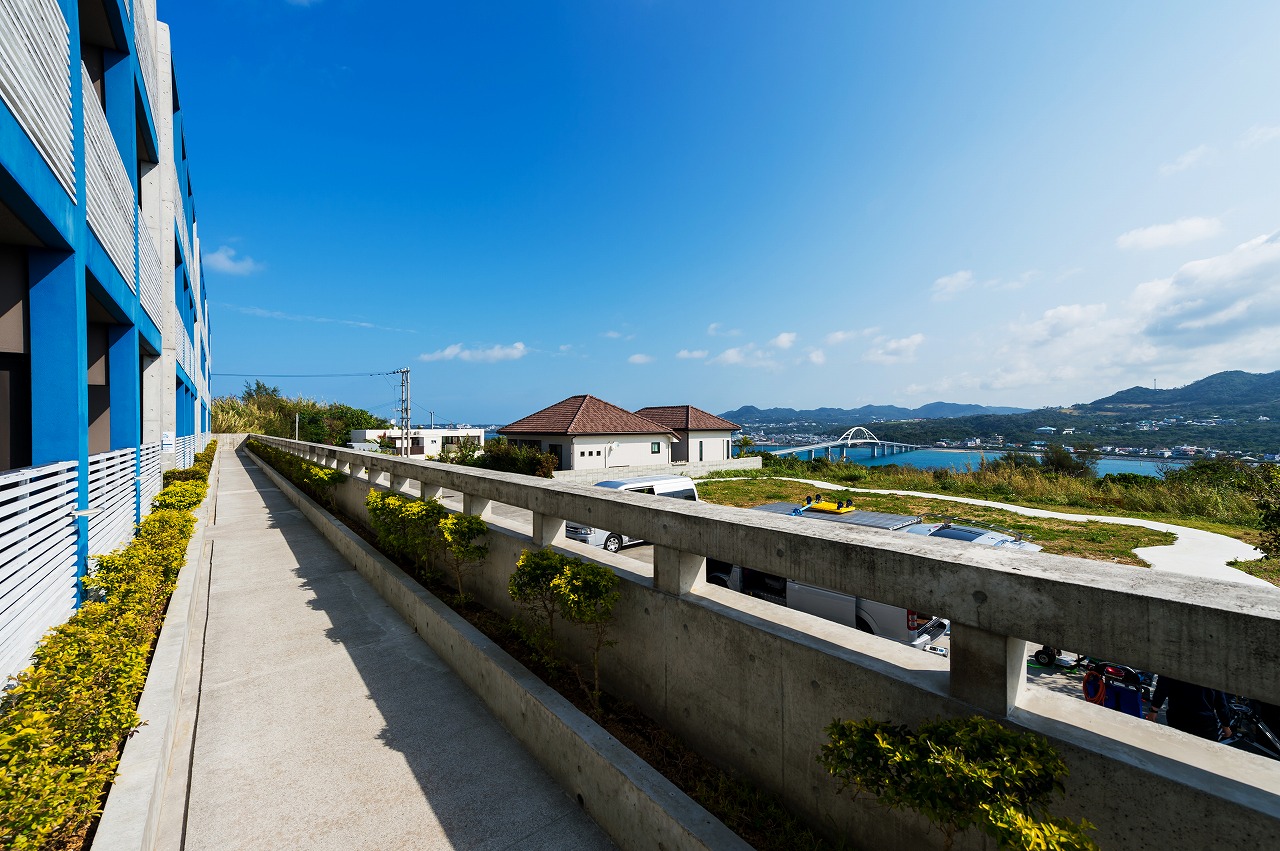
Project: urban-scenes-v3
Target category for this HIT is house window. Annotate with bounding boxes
[698,440,704,462]
[651,442,660,454]
[580,451,585,457]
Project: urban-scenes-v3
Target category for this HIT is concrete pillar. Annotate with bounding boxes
[140,349,162,443]
[949,623,1027,716]
[338,461,352,475]
[653,546,706,596]
[463,494,492,518]
[532,513,566,548]
[419,482,443,501]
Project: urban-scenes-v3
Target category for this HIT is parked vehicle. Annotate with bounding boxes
[565,475,699,552]
[706,503,952,654]
[1222,697,1280,761]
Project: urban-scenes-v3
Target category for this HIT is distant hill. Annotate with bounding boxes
[1087,370,1280,412]
[852,370,1280,455]
[721,402,1031,427]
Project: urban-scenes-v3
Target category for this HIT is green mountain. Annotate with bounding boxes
[862,371,1280,455]
[721,402,1030,427]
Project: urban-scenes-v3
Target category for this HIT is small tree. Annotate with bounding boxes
[439,513,489,602]
[819,716,1097,851]
[509,548,567,660]
[1255,463,1280,559]
[552,560,620,712]
[734,434,755,457]
[365,491,446,579]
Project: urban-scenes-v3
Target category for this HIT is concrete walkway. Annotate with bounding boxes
[165,447,613,850]
[735,476,1274,589]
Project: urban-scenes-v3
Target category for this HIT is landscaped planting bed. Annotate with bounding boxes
[0,442,217,850]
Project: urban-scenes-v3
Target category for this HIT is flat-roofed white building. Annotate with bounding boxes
[349,427,485,457]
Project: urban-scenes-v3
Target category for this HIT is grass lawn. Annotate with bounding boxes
[1228,557,1280,587]
[697,478,1176,566]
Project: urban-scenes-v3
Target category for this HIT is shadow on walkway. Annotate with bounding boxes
[180,447,613,850]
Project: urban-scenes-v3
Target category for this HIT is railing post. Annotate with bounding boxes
[418,481,443,501]
[463,493,492,518]
[532,512,566,547]
[652,546,706,596]
[948,623,1027,715]
[338,460,352,476]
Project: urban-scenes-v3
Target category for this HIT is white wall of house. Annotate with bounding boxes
[502,433,672,470]
[685,430,733,463]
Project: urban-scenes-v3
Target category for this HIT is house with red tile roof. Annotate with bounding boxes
[498,395,677,472]
[634,406,741,464]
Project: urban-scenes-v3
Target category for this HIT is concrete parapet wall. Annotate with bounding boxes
[551,456,762,484]
[255,435,1280,850]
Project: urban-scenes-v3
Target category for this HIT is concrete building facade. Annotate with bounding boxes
[0,0,211,679]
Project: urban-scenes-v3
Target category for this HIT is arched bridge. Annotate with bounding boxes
[769,426,926,459]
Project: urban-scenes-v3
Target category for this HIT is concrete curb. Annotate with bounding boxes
[92,447,220,851]
[244,444,749,851]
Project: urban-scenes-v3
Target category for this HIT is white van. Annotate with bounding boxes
[565,475,699,552]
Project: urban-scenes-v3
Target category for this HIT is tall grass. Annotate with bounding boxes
[708,454,1263,528]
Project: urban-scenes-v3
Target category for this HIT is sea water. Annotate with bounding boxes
[743,446,1186,478]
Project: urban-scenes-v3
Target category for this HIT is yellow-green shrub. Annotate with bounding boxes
[0,457,207,850]
[151,479,207,512]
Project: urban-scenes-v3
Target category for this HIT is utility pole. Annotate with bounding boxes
[429,411,434,429]
[294,412,299,441]
[395,368,411,456]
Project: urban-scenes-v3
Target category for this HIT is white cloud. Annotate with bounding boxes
[981,231,1280,392]
[676,349,708,359]
[559,344,573,352]
[1158,144,1210,177]
[863,333,924,365]
[707,322,741,337]
[602,330,622,339]
[1241,125,1280,148]
[709,344,778,370]
[205,246,263,275]
[628,353,653,364]
[1116,217,1223,250]
[825,328,876,345]
[931,270,973,300]
[222,303,413,333]
[419,342,528,363]
[806,349,826,365]
[769,332,797,350]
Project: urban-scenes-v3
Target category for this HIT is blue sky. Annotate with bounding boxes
[164,1,1280,424]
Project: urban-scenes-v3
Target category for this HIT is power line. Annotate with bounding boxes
[212,371,401,378]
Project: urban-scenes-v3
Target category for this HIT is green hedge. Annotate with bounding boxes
[0,442,216,850]
[246,439,346,506]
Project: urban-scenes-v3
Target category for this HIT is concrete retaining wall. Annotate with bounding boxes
[551,456,761,484]
[256,436,1280,850]
[246,444,749,851]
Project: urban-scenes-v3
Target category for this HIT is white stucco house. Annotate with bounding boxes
[498,395,676,472]
[634,406,739,463]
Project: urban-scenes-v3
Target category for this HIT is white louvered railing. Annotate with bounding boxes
[138,214,163,326]
[176,322,196,380]
[82,63,136,288]
[0,460,79,683]
[139,441,162,517]
[176,434,196,469]
[134,0,159,125]
[87,448,137,558]
[0,0,74,198]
